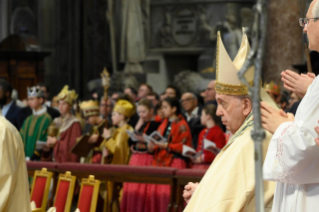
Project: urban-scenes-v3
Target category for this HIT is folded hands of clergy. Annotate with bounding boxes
[183,182,199,203]
[281,70,315,98]
[260,102,295,134]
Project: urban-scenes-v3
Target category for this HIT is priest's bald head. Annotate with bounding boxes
[303,0,319,52]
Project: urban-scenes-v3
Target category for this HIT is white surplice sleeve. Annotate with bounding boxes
[264,76,319,185]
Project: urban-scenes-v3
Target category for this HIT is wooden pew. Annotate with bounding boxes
[26,162,206,212]
[174,169,207,212]
[56,163,178,212]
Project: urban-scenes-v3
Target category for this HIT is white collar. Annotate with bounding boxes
[32,105,47,116]
[185,106,199,121]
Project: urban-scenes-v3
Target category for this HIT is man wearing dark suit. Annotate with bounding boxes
[181,92,205,149]
[0,80,21,129]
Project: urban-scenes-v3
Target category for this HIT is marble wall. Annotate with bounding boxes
[263,0,304,87]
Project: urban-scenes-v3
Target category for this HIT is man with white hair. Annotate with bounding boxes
[261,0,319,211]
[183,31,276,211]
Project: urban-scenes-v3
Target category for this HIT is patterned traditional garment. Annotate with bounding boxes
[152,114,193,167]
[192,125,226,170]
[121,119,161,212]
[143,115,192,212]
[20,106,52,158]
[52,115,82,163]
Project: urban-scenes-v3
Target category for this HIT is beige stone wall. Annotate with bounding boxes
[263,0,304,87]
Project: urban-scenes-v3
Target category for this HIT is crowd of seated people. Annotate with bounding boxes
[0,77,303,212]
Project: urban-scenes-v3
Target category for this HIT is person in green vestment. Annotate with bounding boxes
[20,86,52,160]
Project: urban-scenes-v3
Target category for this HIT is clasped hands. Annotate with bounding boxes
[260,102,295,134]
[281,69,315,98]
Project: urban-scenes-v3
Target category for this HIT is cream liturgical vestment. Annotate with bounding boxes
[184,30,276,211]
[184,114,275,212]
[263,76,319,212]
[0,114,31,212]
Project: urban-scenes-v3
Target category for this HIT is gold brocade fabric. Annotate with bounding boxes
[215,30,253,96]
[184,113,275,212]
[0,115,31,212]
[104,124,133,212]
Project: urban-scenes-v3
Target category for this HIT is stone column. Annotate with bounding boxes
[263,0,304,86]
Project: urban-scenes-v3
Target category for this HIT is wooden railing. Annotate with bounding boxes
[27,162,206,212]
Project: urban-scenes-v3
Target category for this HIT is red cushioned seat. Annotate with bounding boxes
[53,172,76,212]
[27,161,57,170]
[31,176,47,208]
[30,168,53,211]
[57,163,177,176]
[77,175,100,212]
[175,169,207,177]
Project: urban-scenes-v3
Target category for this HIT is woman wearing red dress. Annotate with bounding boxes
[121,99,162,212]
[192,104,226,169]
[144,97,192,212]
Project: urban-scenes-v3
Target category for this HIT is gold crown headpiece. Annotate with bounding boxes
[113,100,134,118]
[56,85,78,105]
[263,81,280,96]
[80,100,99,117]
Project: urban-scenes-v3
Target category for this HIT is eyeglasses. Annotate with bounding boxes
[299,18,318,27]
[180,98,195,103]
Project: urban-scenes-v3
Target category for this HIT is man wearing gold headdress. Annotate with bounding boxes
[45,86,82,162]
[79,100,107,164]
[183,31,276,211]
[101,99,134,212]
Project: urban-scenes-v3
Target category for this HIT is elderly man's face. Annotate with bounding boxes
[181,93,197,113]
[205,81,216,102]
[304,0,319,51]
[216,93,251,134]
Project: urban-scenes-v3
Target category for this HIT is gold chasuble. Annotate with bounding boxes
[184,31,275,212]
[0,114,31,212]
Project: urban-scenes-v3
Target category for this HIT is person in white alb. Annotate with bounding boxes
[261,1,319,211]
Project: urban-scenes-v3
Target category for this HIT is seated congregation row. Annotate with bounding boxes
[20,85,227,212]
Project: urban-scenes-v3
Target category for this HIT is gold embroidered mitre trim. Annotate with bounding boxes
[215,30,253,96]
